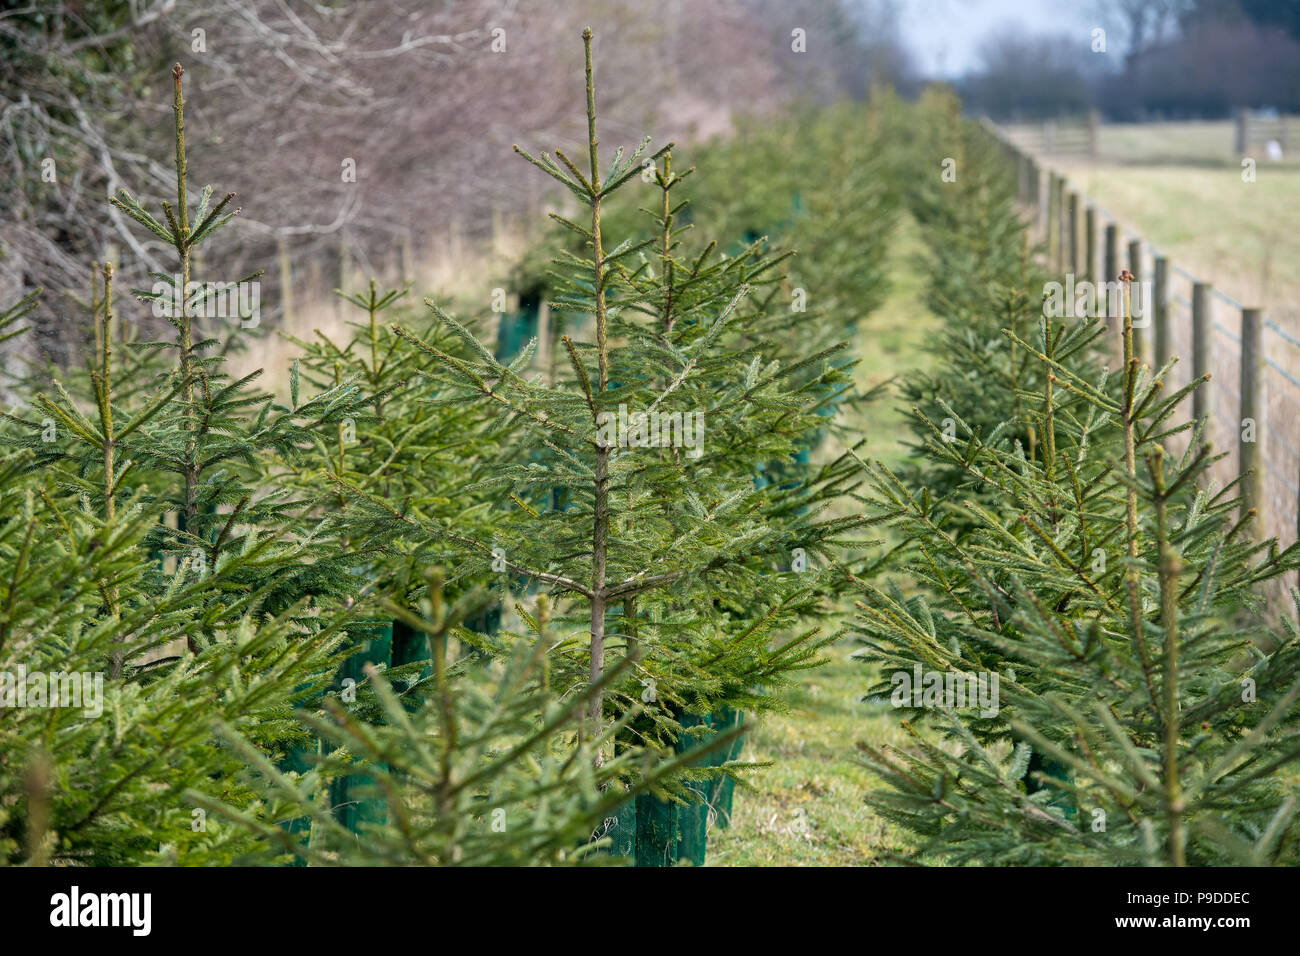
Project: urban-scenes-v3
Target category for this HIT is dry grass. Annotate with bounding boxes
[225,221,536,391]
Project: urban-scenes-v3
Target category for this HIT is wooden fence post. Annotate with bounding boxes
[1128,239,1146,362]
[1154,256,1170,368]
[1088,108,1100,160]
[1240,307,1264,522]
[1068,192,1080,275]
[1104,224,1118,336]
[1085,206,1097,285]
[1192,282,1212,424]
[1104,224,1118,282]
[1035,163,1046,233]
[1235,107,1248,156]
[1046,171,1058,261]
[1032,161,1043,228]
[1054,176,1067,272]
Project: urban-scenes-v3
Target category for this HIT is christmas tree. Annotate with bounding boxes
[330,32,874,855]
[853,104,1300,865]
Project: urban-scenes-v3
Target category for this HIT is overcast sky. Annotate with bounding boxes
[896,0,1103,77]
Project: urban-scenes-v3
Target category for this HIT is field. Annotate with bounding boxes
[1004,119,1300,333]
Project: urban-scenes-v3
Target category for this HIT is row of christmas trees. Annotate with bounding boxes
[0,34,896,866]
[7,35,1300,868]
[851,88,1300,866]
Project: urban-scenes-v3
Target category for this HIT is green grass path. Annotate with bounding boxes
[707,211,939,865]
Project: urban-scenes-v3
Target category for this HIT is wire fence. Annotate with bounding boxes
[998,110,1300,165]
[983,119,1300,609]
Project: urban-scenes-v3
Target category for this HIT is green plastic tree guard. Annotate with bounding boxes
[635,792,679,867]
[329,619,393,834]
[585,721,643,861]
[275,618,394,860]
[493,289,541,361]
[709,707,745,830]
[674,711,714,866]
[461,600,500,666]
[594,799,637,859]
[1026,750,1077,821]
[276,737,316,866]
[632,711,719,867]
[388,614,430,791]
[391,615,431,683]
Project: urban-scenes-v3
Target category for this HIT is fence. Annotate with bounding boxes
[1001,109,1300,166]
[986,120,1300,604]
[1235,108,1296,156]
[1000,110,1100,159]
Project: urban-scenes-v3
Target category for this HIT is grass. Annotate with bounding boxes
[1053,159,1300,332]
[706,645,913,865]
[707,211,938,865]
[1005,118,1300,333]
[825,212,937,473]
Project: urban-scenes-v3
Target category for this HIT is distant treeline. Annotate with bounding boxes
[961,0,1300,121]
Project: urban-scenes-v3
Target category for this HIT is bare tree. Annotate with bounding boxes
[3,0,881,362]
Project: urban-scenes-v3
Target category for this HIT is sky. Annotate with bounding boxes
[896,0,1103,77]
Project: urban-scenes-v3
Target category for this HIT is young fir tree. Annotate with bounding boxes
[0,294,346,865]
[890,86,1069,525]
[504,94,900,509]
[853,110,1300,865]
[692,99,896,348]
[0,62,387,864]
[270,279,515,748]
[642,99,897,485]
[95,65,368,621]
[2,57,696,866]
[334,30,873,785]
[194,581,738,865]
[278,284,501,595]
[205,278,751,864]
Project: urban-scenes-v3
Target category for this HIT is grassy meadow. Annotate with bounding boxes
[1005,118,1300,333]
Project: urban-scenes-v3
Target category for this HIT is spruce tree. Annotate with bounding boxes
[891,86,1070,523]
[0,63,370,865]
[0,299,344,864]
[195,581,740,865]
[335,30,873,784]
[692,100,896,347]
[17,65,373,625]
[2,56,719,866]
[277,280,503,635]
[853,107,1300,865]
